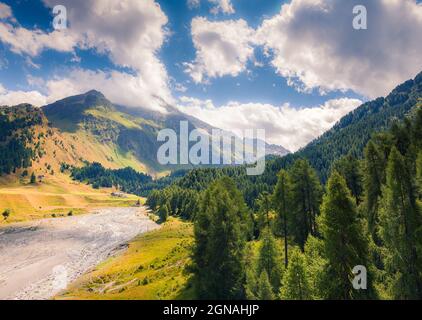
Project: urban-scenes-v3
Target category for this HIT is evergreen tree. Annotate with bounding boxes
[192,177,247,299]
[256,191,272,232]
[30,172,36,184]
[304,235,326,299]
[280,248,312,300]
[332,154,363,204]
[378,147,422,299]
[319,171,376,299]
[257,271,276,300]
[362,140,385,241]
[416,151,422,199]
[272,169,291,267]
[257,228,282,294]
[158,203,169,222]
[288,159,322,250]
[2,209,11,220]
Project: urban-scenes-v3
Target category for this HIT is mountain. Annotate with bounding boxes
[43,90,289,174]
[146,71,422,208]
[271,70,422,181]
[43,90,163,174]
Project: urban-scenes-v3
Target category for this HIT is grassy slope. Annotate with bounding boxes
[0,122,143,224]
[57,218,194,300]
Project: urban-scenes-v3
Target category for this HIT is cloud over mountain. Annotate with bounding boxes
[0,0,172,110]
[177,96,362,151]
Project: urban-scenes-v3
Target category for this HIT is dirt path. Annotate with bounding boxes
[0,207,158,300]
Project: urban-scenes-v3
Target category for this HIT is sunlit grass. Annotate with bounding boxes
[57,218,195,300]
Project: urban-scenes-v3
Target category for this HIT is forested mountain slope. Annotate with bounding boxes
[275,71,422,181]
[144,71,422,208]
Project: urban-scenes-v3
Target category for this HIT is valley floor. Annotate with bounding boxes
[57,218,194,300]
[0,175,141,224]
[0,207,158,300]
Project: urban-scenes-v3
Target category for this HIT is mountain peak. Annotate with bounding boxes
[42,90,115,131]
[84,90,106,99]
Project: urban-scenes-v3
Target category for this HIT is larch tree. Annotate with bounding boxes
[272,169,291,267]
[319,171,377,299]
[257,271,276,300]
[416,151,422,199]
[332,154,363,205]
[362,140,385,241]
[192,177,247,299]
[280,248,312,300]
[288,159,322,250]
[257,228,282,294]
[378,147,422,299]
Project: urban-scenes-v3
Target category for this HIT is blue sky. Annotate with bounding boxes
[0,0,421,150]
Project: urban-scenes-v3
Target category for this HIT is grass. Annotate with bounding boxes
[0,175,143,224]
[56,218,195,300]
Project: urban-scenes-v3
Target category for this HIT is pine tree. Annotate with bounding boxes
[257,271,276,300]
[192,177,247,299]
[158,203,169,222]
[288,159,322,250]
[332,154,363,204]
[30,172,36,184]
[257,228,282,294]
[256,191,272,232]
[244,253,259,300]
[272,169,290,267]
[319,171,376,299]
[280,248,312,300]
[378,147,422,299]
[416,151,422,199]
[362,140,385,241]
[304,235,326,299]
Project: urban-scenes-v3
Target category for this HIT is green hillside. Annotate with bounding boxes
[43,90,162,173]
[142,71,422,208]
[276,71,422,181]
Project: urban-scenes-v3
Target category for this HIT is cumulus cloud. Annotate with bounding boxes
[256,0,422,98]
[0,2,12,19]
[1,67,170,113]
[0,84,48,107]
[185,17,255,83]
[43,69,169,112]
[177,96,362,151]
[187,0,235,14]
[41,0,172,108]
[209,0,235,14]
[0,22,78,56]
[0,1,172,110]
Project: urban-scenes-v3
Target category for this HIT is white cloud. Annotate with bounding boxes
[177,96,362,151]
[0,85,48,107]
[41,0,173,109]
[1,67,170,113]
[0,1,173,111]
[209,0,235,14]
[187,0,235,14]
[185,17,255,83]
[0,22,78,56]
[0,2,12,19]
[256,0,422,98]
[43,69,168,113]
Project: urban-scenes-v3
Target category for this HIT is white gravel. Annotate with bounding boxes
[0,207,158,300]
